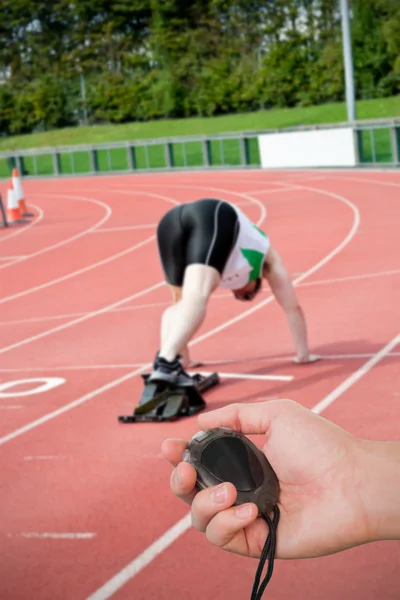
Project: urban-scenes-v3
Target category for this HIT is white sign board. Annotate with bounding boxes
[258,127,357,168]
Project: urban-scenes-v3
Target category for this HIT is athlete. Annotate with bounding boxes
[149,198,319,387]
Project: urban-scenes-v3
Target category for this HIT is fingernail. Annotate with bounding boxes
[236,504,253,519]
[211,484,228,504]
[174,468,181,487]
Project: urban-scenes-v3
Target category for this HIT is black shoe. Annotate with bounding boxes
[148,354,195,387]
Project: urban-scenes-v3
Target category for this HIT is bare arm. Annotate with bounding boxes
[263,246,318,363]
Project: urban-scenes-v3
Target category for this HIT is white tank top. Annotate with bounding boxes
[219,204,270,290]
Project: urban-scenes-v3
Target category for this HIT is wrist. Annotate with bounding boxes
[356,438,400,543]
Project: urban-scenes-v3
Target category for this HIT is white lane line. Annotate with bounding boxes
[86,332,400,600]
[0,235,157,308]
[0,364,144,372]
[86,515,192,600]
[0,281,165,356]
[0,364,144,373]
[196,371,293,382]
[0,364,147,446]
[0,191,179,305]
[111,184,268,229]
[336,176,400,189]
[9,532,96,540]
[204,353,400,365]
[1,353,400,373]
[0,204,44,244]
[0,194,112,271]
[311,333,400,414]
[0,256,28,260]
[0,184,358,443]
[298,269,400,288]
[0,301,170,327]
[23,455,67,461]
[1,264,400,328]
[0,405,24,409]
[91,224,157,232]
[0,365,297,378]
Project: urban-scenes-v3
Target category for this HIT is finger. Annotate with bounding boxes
[197,399,299,435]
[189,360,204,368]
[191,482,237,532]
[293,354,320,364]
[161,438,188,466]
[205,503,262,557]
[169,461,199,505]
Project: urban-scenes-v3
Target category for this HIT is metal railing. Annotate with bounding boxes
[0,118,399,178]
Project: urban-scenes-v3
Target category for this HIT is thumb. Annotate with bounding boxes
[197,399,299,435]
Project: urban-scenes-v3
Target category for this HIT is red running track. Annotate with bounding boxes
[0,169,400,600]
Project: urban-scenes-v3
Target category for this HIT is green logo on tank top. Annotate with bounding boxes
[240,248,265,282]
[253,224,267,238]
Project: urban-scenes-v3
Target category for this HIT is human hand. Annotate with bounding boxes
[180,344,203,369]
[293,353,321,364]
[161,399,375,561]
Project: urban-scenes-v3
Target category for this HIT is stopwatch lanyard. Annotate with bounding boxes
[250,505,280,600]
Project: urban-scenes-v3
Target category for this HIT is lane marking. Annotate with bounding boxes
[23,455,66,461]
[204,353,400,366]
[0,191,178,305]
[0,184,358,443]
[0,365,148,446]
[86,332,400,600]
[0,377,65,397]
[112,184,268,229]
[0,256,28,260]
[0,235,157,307]
[9,532,96,540]
[336,176,400,190]
[0,405,24,410]
[0,204,44,244]
[196,371,293,382]
[0,364,144,373]
[0,353,400,373]
[1,264,400,328]
[0,194,112,271]
[311,333,400,414]
[0,282,165,356]
[86,515,192,600]
[91,224,157,232]
[298,269,400,288]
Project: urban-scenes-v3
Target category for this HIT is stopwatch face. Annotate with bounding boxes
[183,428,279,514]
[200,436,265,491]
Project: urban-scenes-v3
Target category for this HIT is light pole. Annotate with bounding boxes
[340,0,356,122]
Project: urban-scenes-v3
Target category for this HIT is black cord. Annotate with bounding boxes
[250,505,280,600]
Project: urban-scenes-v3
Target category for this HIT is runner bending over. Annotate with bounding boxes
[149,198,318,387]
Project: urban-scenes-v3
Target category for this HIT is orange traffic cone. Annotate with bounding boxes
[7,180,25,224]
[12,168,34,217]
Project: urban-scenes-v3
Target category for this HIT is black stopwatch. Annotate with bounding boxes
[182,427,280,513]
[182,427,280,600]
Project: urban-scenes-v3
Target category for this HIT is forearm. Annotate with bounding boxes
[358,439,400,543]
[285,306,310,359]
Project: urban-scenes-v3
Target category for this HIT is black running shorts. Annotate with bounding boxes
[156,198,239,286]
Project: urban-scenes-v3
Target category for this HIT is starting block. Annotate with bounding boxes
[118,372,220,423]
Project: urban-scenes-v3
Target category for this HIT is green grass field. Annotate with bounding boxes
[0,96,398,178]
[1,95,399,152]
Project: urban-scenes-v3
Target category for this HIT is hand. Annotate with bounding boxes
[180,344,203,369]
[293,353,320,364]
[161,399,375,561]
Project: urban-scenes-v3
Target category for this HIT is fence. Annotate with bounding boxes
[0,118,399,179]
